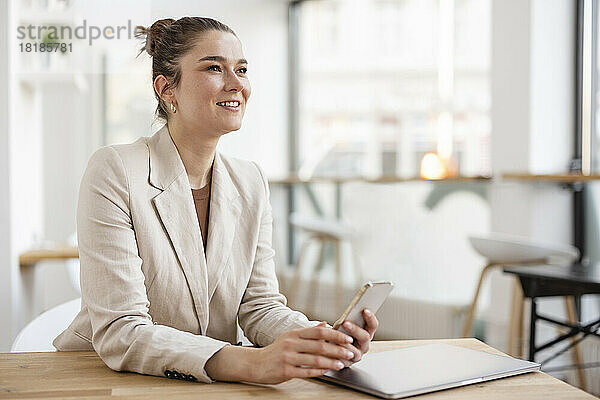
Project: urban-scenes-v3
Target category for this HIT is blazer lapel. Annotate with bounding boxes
[205,152,242,304]
[147,124,210,334]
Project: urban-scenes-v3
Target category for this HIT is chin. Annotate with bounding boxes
[224,122,243,132]
[220,126,242,135]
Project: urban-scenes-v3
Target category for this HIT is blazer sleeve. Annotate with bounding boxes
[77,146,228,383]
[237,162,320,347]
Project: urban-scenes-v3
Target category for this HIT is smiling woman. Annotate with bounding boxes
[51,16,379,385]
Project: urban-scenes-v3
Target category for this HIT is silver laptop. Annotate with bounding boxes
[317,343,540,399]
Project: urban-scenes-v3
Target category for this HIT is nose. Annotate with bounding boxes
[224,69,243,92]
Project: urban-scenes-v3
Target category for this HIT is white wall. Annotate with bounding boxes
[488,0,575,351]
[529,0,575,174]
[0,0,13,352]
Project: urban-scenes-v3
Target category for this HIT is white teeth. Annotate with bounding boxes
[217,101,240,107]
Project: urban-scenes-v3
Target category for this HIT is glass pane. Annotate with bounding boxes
[289,0,492,319]
[297,0,491,178]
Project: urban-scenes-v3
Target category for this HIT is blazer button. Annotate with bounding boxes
[172,371,182,380]
[164,370,172,378]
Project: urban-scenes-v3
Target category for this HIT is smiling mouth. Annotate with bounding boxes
[216,101,241,110]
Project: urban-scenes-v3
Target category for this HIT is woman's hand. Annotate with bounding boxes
[205,311,378,384]
[337,308,379,367]
[247,321,356,384]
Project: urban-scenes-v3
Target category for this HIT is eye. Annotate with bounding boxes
[238,67,248,74]
[208,65,221,72]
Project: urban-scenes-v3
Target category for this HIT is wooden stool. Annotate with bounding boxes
[465,233,586,390]
[286,213,363,318]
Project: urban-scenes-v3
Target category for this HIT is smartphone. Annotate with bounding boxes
[332,281,394,335]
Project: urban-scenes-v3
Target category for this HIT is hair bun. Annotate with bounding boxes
[135,18,175,57]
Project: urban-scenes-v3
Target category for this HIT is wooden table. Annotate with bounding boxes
[0,339,594,399]
[502,173,600,183]
[269,175,491,185]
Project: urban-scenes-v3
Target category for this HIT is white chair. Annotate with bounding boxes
[12,298,81,352]
[286,213,363,318]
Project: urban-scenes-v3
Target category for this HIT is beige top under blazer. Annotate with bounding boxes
[53,124,315,383]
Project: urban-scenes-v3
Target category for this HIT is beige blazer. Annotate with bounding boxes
[53,124,315,383]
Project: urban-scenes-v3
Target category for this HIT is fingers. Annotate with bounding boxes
[342,321,371,345]
[341,310,378,358]
[290,366,330,379]
[341,342,362,362]
[340,358,353,368]
[289,353,346,371]
[296,338,355,361]
[298,324,354,345]
[363,309,379,338]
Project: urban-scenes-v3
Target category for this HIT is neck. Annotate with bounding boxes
[167,119,219,189]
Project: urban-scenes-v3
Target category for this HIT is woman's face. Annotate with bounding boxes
[173,30,251,136]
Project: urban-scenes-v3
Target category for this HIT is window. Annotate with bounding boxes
[295,0,491,179]
[286,0,492,309]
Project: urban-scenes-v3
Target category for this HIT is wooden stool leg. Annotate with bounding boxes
[287,236,315,309]
[565,296,587,391]
[306,239,326,318]
[463,263,495,337]
[508,278,524,357]
[334,239,343,315]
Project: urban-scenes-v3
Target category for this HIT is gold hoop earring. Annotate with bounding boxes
[170,103,177,114]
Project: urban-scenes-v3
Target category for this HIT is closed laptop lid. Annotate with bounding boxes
[317,343,540,399]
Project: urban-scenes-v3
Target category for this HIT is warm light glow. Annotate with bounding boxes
[420,152,448,180]
[437,111,453,159]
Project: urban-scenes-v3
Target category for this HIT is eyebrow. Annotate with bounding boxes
[197,55,248,64]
